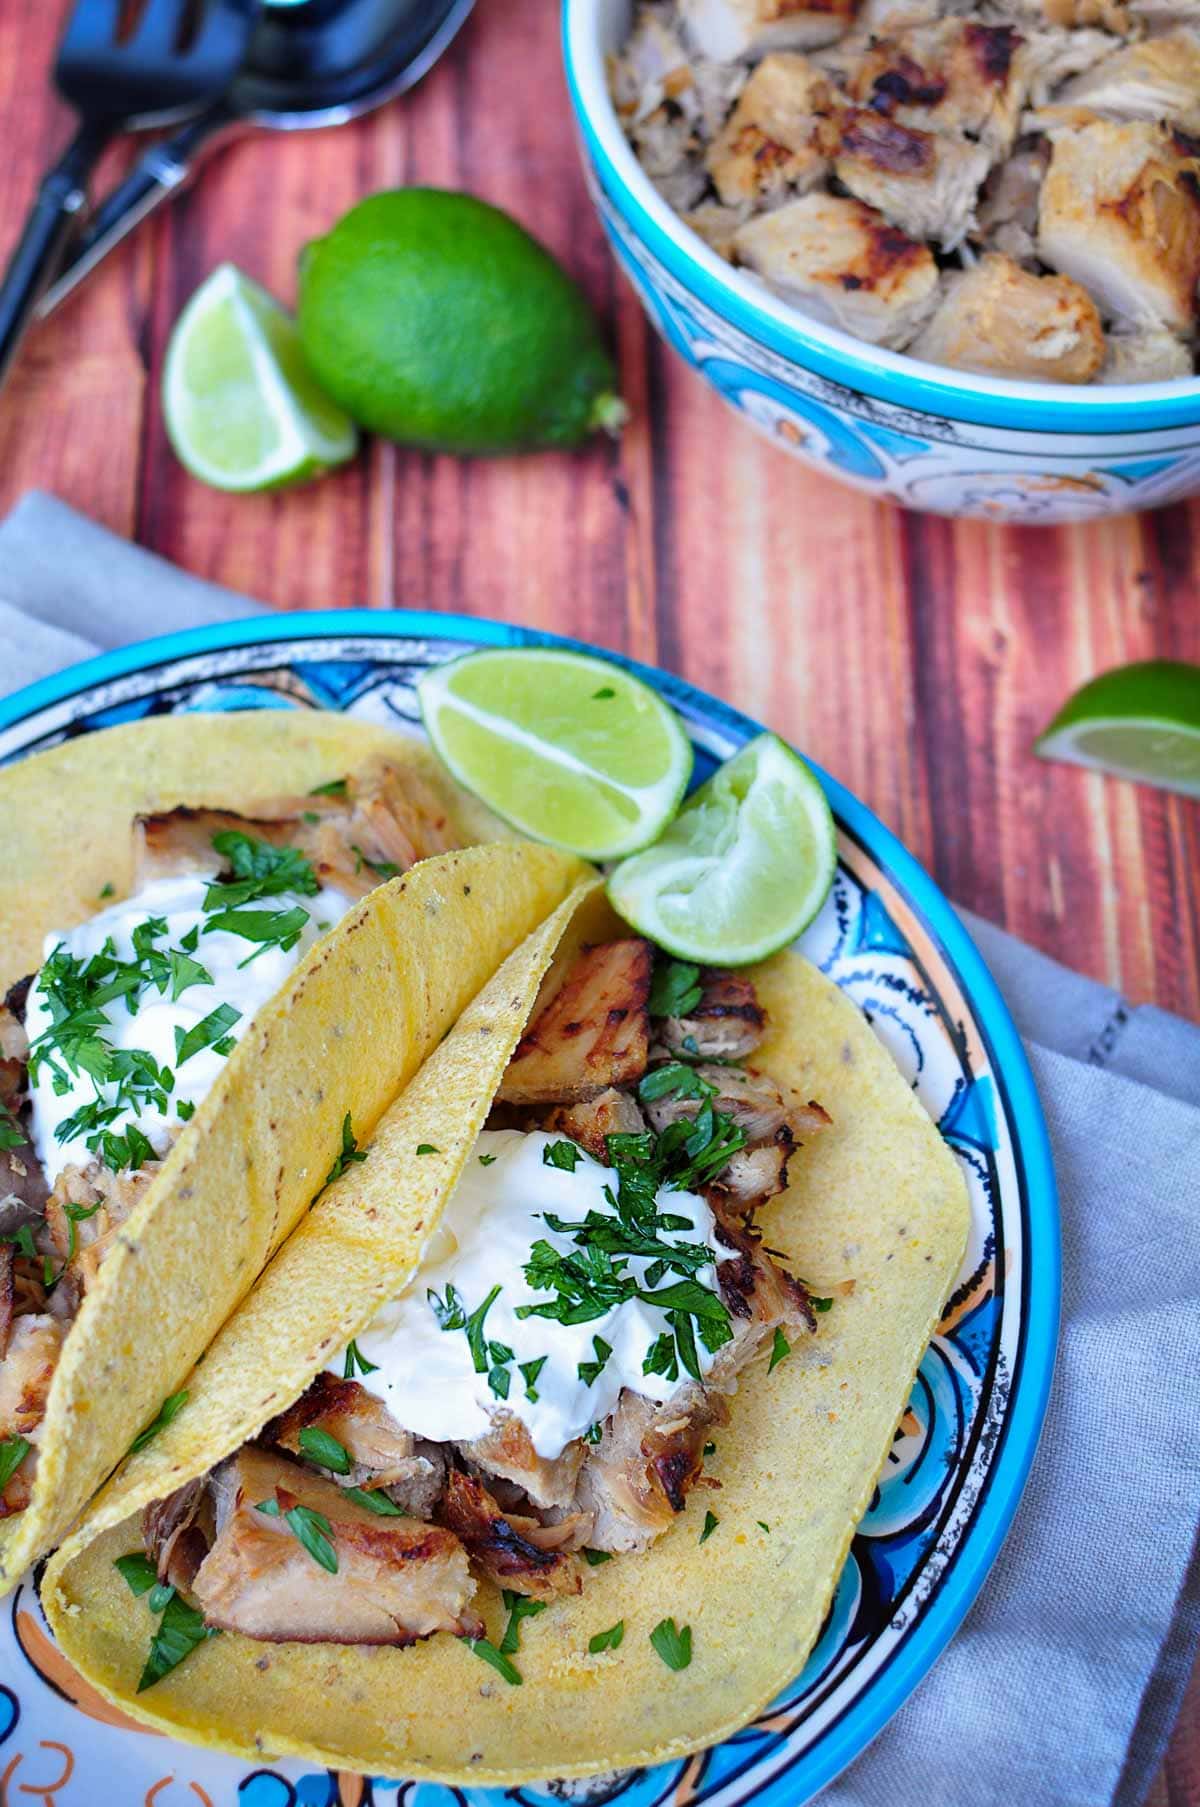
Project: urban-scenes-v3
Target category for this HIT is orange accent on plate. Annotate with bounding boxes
[14,1610,160,1736]
[145,1779,214,1805]
[0,1739,74,1804]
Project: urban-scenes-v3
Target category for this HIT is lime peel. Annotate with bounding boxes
[1035,660,1200,799]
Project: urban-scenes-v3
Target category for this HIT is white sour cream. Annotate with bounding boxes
[26,872,352,1183]
[340,1129,726,1459]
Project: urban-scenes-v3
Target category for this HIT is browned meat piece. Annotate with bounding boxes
[498,941,653,1106]
[733,193,939,348]
[0,1021,49,1226]
[706,53,835,207]
[0,1245,11,1362]
[143,1480,213,1594]
[441,1468,582,1602]
[133,759,460,903]
[0,1313,65,1516]
[833,109,992,248]
[575,1386,728,1554]
[975,143,1048,262]
[1025,31,1200,130]
[684,201,750,259]
[710,1202,817,1381]
[458,1414,587,1511]
[658,968,766,1061]
[268,1373,446,1515]
[712,1136,793,1206]
[1100,328,1194,381]
[44,1157,159,1294]
[909,253,1106,382]
[681,0,861,59]
[539,1088,648,1164]
[832,19,1028,157]
[1037,121,1200,333]
[190,1447,479,1645]
[643,1064,789,1140]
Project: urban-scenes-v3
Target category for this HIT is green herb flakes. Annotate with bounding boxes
[343,1339,378,1378]
[543,1139,582,1172]
[129,1389,188,1455]
[0,1435,30,1491]
[114,1552,159,1596]
[589,1621,625,1653]
[257,1496,338,1574]
[768,1327,791,1372]
[343,1485,403,1516]
[174,1003,242,1067]
[699,1509,719,1544]
[649,1617,692,1671]
[415,1143,440,1156]
[499,1590,547,1655]
[138,1591,219,1692]
[468,1637,522,1686]
[297,1426,352,1475]
[649,959,702,1019]
[324,1112,367,1187]
[582,1547,613,1566]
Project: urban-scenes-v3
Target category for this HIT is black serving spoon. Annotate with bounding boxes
[36,0,476,322]
[0,0,259,385]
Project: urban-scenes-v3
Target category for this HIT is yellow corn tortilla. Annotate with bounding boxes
[44,895,969,1781]
[0,711,583,1591]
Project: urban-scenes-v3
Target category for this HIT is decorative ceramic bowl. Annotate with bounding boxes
[562,0,1200,523]
[0,613,1058,1806]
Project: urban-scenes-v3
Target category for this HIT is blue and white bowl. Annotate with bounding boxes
[562,0,1200,523]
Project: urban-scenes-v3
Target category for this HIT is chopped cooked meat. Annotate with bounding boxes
[0,1028,48,1226]
[499,941,653,1106]
[540,1088,648,1164]
[909,252,1105,380]
[133,759,460,903]
[709,1203,817,1380]
[643,1063,793,1141]
[733,192,939,346]
[1002,0,1134,32]
[711,1135,793,1205]
[684,199,751,256]
[681,0,860,59]
[706,53,836,206]
[1017,25,1115,104]
[267,1373,444,1512]
[441,1468,582,1601]
[1037,121,1200,332]
[44,1157,159,1294]
[612,3,695,124]
[975,142,1048,262]
[190,1447,479,1645]
[1025,31,1200,129]
[143,1480,213,1595]
[575,1386,728,1553]
[458,1414,587,1511]
[0,1314,64,1515]
[0,1246,11,1361]
[1100,326,1195,381]
[658,967,766,1061]
[833,108,992,247]
[830,19,1028,157]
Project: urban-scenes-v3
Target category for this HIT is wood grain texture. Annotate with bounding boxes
[0,0,1195,1780]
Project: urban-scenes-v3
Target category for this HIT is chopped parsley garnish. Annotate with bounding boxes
[811,1294,834,1313]
[589,1621,625,1653]
[488,1364,511,1400]
[343,1339,378,1378]
[129,1389,188,1455]
[0,1435,30,1491]
[203,832,319,911]
[114,1552,160,1596]
[465,1285,502,1373]
[468,1637,522,1685]
[703,1440,717,1456]
[2,1223,37,1262]
[577,1335,612,1387]
[344,1485,403,1516]
[415,1143,439,1156]
[297,1426,351,1474]
[478,1152,497,1167]
[92,1122,156,1175]
[98,882,115,900]
[177,1099,196,1122]
[256,1496,338,1574]
[649,1617,692,1671]
[174,1003,241,1067]
[768,1327,791,1372]
[499,1590,547,1655]
[202,904,311,964]
[308,778,348,799]
[519,1355,547,1401]
[350,843,401,880]
[649,959,702,1019]
[0,1100,24,1151]
[583,1422,603,1445]
[582,1547,612,1566]
[758,1521,771,1534]
[168,950,212,1002]
[699,1510,719,1544]
[543,1139,582,1172]
[137,1590,219,1692]
[324,1112,367,1187]
[637,1063,717,1105]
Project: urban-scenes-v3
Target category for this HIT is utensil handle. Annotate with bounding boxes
[35,112,229,322]
[0,122,111,388]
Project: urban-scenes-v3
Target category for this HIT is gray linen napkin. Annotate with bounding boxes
[0,491,1196,1807]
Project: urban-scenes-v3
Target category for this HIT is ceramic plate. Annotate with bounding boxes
[0,613,1058,1807]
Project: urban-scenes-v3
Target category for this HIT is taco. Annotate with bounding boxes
[43,881,969,1781]
[0,709,582,1590]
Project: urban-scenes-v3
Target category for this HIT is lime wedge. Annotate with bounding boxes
[607,733,836,965]
[417,649,694,860]
[163,263,358,492]
[1035,661,1200,799]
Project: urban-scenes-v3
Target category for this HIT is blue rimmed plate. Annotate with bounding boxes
[0,612,1058,1807]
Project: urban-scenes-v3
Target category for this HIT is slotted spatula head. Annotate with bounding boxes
[56,0,259,126]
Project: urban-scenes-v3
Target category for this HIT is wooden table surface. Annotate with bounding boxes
[0,0,1196,1796]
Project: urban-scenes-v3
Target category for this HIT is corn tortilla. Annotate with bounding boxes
[44,907,969,1779]
[0,712,583,1590]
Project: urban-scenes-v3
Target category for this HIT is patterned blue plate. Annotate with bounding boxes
[0,612,1058,1807]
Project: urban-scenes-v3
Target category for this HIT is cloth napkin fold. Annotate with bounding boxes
[0,491,1196,1807]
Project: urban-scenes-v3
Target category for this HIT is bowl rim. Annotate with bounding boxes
[562,0,1200,435]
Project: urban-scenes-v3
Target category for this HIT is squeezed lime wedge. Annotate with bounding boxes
[607,733,836,965]
[1036,661,1200,798]
[417,649,694,861]
[163,263,358,492]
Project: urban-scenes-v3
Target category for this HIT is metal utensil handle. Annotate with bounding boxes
[35,111,232,322]
[0,121,112,387]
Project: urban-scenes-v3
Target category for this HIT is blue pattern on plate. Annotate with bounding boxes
[0,613,1058,1807]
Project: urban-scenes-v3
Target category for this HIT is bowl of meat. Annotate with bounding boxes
[562,0,1200,521]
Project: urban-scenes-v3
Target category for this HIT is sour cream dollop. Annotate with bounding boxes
[26,872,352,1184]
[339,1129,727,1459]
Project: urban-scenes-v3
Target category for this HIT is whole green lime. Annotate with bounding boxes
[296,190,625,455]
